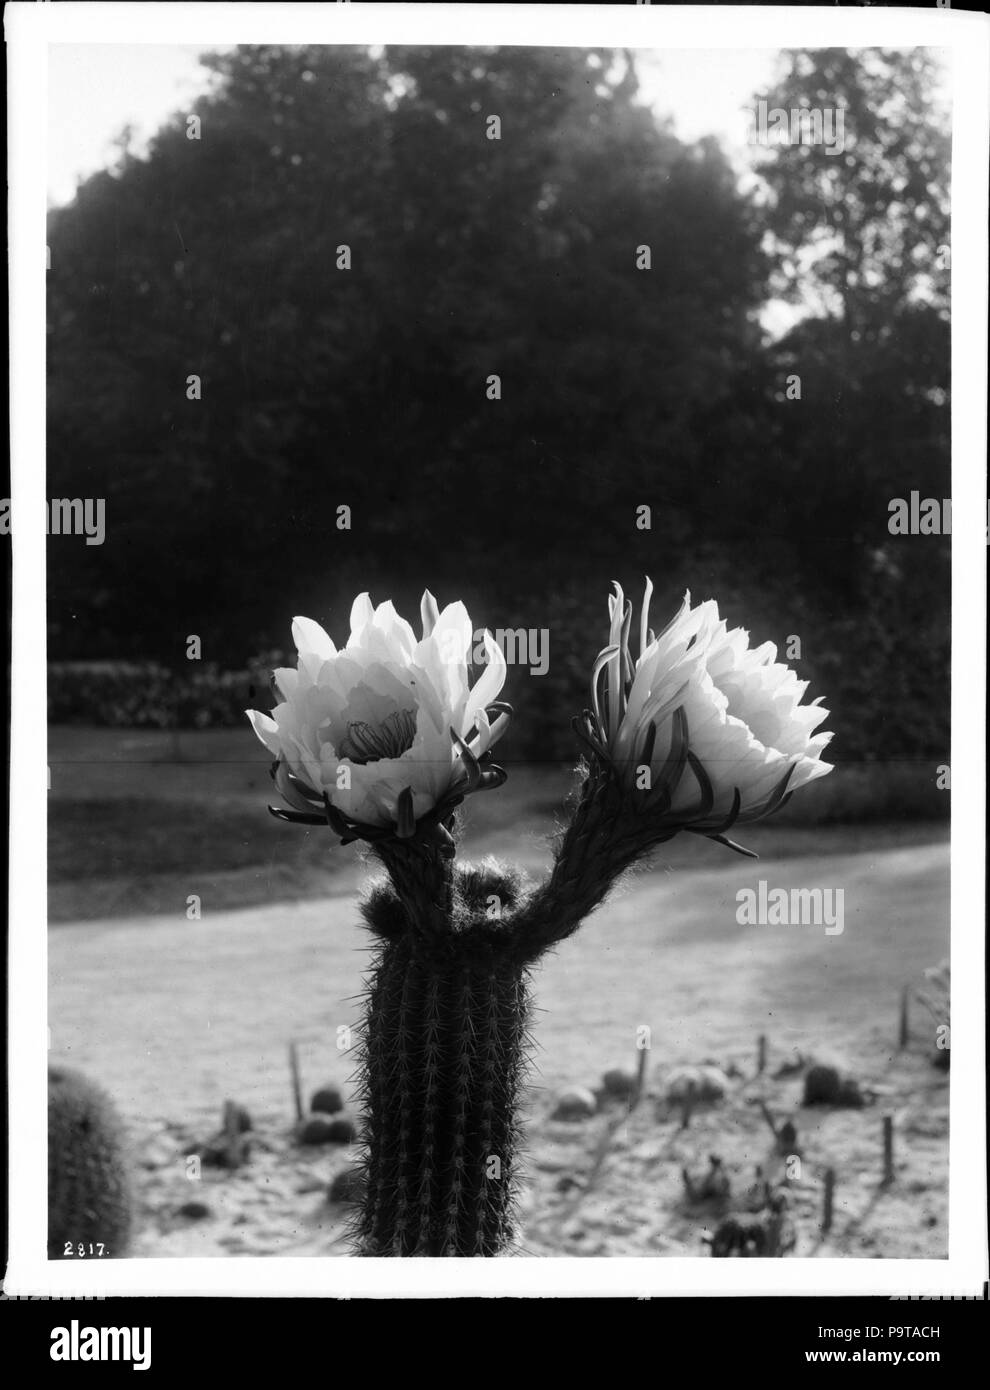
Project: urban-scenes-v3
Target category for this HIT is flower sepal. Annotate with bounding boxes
[268,777,463,858]
[266,709,510,859]
[573,702,801,860]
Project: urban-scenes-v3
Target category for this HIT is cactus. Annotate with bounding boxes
[48,1066,133,1258]
[350,767,671,1256]
[354,855,533,1256]
[310,1085,345,1116]
[256,587,832,1257]
[710,1194,797,1258]
[803,1063,864,1108]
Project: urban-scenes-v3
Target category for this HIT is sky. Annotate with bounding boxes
[47,43,948,341]
[47,44,782,208]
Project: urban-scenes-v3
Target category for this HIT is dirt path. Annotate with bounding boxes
[48,839,949,1258]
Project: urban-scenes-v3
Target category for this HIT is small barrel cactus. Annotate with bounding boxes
[601,1067,638,1102]
[551,1087,598,1121]
[297,1114,341,1146]
[682,1153,732,1205]
[48,1066,133,1258]
[298,1113,357,1146]
[803,1063,864,1108]
[310,1085,345,1116]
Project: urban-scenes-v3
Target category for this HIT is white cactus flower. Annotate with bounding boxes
[247,590,509,840]
[586,581,832,845]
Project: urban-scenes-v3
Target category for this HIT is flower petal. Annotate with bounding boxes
[292,616,337,660]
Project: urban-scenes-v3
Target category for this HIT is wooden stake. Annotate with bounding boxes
[822,1167,836,1232]
[633,1043,649,1108]
[680,1079,696,1130]
[898,985,910,1049]
[758,1098,779,1139]
[223,1100,241,1170]
[289,1040,304,1122]
[881,1115,895,1186]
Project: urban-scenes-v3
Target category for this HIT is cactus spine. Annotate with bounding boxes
[356,853,533,1256]
[352,768,654,1257]
[358,929,531,1255]
[48,1066,133,1258]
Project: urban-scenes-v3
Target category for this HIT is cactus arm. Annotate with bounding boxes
[509,756,675,961]
[350,770,672,1256]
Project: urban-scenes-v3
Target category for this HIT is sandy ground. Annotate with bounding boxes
[48,837,949,1259]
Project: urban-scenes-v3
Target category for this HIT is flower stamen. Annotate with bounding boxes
[338,709,417,764]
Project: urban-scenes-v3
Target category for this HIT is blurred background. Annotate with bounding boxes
[44,43,952,1261]
[46,43,950,918]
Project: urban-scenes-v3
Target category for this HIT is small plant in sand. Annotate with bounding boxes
[249,581,832,1255]
[708,1190,797,1258]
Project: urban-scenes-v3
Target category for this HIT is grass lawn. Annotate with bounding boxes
[48,726,948,922]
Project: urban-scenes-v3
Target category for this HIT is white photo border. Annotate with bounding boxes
[7,2,987,1297]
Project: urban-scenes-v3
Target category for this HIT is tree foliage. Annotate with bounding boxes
[47,45,950,763]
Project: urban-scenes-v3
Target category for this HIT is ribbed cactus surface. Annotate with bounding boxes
[355,857,533,1256]
[358,931,530,1256]
[351,782,665,1256]
[48,1065,133,1259]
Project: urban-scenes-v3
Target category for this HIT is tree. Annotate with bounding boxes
[714,48,952,760]
[47,43,766,676]
[753,48,950,338]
